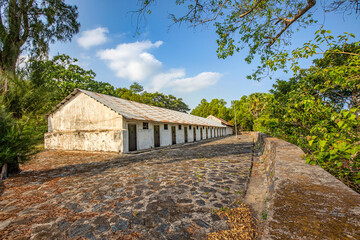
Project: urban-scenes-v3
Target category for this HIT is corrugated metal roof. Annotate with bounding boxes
[50,89,225,128]
[207,115,234,127]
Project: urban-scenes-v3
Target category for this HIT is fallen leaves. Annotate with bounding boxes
[207,203,258,240]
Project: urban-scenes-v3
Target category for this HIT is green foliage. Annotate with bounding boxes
[136,1,359,80]
[0,0,79,74]
[0,96,35,174]
[191,98,230,120]
[116,87,190,112]
[261,210,267,220]
[265,34,360,192]
[230,93,272,131]
[28,54,190,113]
[28,54,114,100]
[190,93,272,132]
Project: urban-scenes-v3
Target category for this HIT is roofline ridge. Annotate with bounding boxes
[47,88,225,127]
[80,89,222,125]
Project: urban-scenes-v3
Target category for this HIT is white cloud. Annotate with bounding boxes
[77,27,109,49]
[98,40,163,81]
[149,69,186,92]
[167,72,221,93]
[96,38,222,92]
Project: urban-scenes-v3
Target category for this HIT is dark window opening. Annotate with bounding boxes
[179,125,182,130]
[164,124,168,130]
[143,122,149,129]
[189,125,192,130]
[197,126,199,129]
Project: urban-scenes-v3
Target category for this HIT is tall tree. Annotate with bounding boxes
[191,98,230,120]
[0,0,80,91]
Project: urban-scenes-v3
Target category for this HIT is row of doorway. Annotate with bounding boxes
[128,124,224,152]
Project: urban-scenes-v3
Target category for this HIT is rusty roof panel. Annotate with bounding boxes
[72,89,225,128]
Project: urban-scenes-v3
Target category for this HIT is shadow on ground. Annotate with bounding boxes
[0,136,255,240]
[9,139,253,187]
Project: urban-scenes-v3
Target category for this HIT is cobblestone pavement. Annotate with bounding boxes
[0,136,254,240]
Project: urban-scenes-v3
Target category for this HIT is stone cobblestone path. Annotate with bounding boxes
[0,136,254,240]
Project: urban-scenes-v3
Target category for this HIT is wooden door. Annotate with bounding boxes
[206,128,208,138]
[184,127,188,143]
[200,128,203,140]
[154,125,160,147]
[193,128,196,141]
[210,128,212,138]
[128,124,137,151]
[172,126,176,145]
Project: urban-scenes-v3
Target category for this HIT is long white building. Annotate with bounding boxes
[45,89,233,153]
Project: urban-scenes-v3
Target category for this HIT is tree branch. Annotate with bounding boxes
[0,9,7,42]
[195,0,227,26]
[266,0,317,48]
[19,0,33,46]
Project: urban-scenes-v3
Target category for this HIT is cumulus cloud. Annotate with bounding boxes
[149,69,186,92]
[148,70,221,93]
[97,38,222,92]
[167,72,222,93]
[98,40,163,81]
[77,27,109,49]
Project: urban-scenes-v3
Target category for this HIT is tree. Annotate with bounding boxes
[136,0,359,79]
[230,96,254,131]
[229,93,272,131]
[0,0,80,91]
[0,94,35,179]
[129,82,144,93]
[266,34,360,192]
[115,83,190,112]
[191,98,230,120]
[28,54,115,102]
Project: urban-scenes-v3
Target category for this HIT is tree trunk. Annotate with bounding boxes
[0,163,8,180]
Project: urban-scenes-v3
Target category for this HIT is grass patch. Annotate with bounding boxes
[261,210,267,220]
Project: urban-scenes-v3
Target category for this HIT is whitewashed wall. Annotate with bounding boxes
[45,131,122,152]
[122,120,227,153]
[226,126,233,135]
[49,93,122,132]
[45,93,123,152]
[160,124,172,147]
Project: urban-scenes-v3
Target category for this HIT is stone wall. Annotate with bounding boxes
[253,133,360,239]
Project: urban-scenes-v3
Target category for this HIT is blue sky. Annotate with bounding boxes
[50,1,360,110]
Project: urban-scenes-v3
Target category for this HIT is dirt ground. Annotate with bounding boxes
[0,136,256,240]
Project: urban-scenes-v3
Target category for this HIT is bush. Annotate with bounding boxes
[0,99,34,179]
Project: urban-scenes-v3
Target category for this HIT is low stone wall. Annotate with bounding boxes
[45,130,122,152]
[253,133,360,239]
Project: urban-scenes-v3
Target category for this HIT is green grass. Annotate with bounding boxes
[261,210,267,220]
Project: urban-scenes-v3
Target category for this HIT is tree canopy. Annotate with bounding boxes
[0,0,80,91]
[137,0,359,79]
[264,35,360,192]
[191,98,230,120]
[27,54,190,113]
